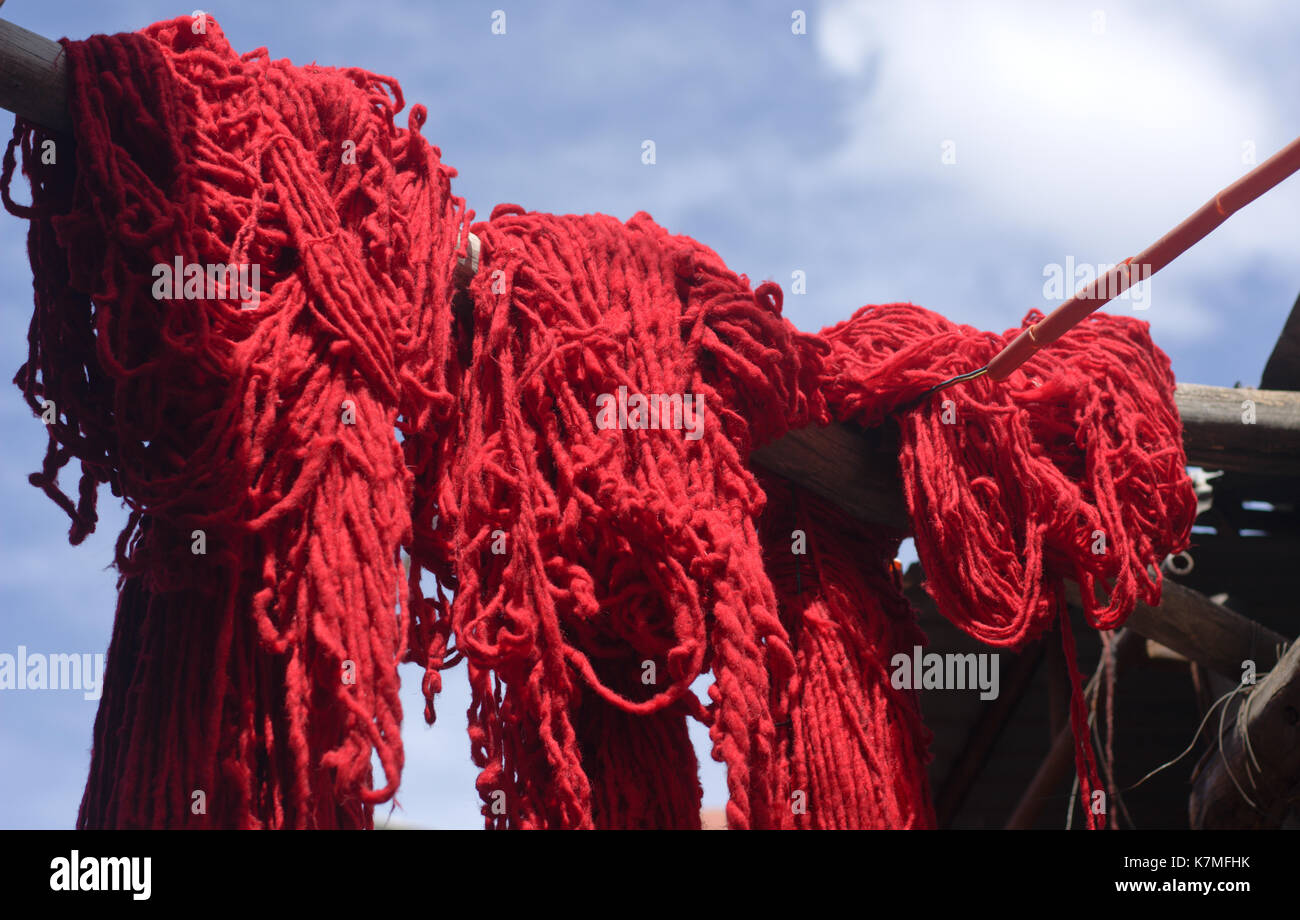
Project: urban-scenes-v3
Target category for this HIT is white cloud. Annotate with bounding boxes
[815,0,1298,280]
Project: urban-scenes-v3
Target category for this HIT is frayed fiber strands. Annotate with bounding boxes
[4,18,466,828]
[3,17,1193,829]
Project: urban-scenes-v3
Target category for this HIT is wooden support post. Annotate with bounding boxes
[1188,634,1300,828]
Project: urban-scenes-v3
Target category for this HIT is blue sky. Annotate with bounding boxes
[1,0,1296,828]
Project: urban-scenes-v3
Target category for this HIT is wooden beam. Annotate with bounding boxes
[0,18,70,133]
[4,16,1296,434]
[1188,634,1300,828]
[1175,382,1300,476]
[752,422,909,530]
[754,384,1300,525]
[760,396,1295,681]
[1076,580,1289,682]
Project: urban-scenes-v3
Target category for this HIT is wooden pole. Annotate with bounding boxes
[0,18,70,134]
[932,637,1046,827]
[753,383,1300,515]
[1117,581,1288,682]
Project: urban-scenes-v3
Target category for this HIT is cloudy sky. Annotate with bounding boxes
[1,0,1296,828]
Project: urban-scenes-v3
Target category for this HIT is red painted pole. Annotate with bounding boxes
[987,135,1300,380]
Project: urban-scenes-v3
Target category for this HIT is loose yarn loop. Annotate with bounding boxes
[4,19,468,827]
[3,19,1194,829]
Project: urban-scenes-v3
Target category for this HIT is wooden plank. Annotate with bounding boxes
[752,422,909,530]
[1261,290,1300,391]
[1188,634,1300,828]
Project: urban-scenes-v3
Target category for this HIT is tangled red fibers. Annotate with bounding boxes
[3,19,468,827]
[759,472,936,828]
[3,18,1193,829]
[431,206,827,829]
[820,303,1197,827]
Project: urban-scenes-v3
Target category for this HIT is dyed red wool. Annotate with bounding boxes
[759,473,936,829]
[4,19,1193,830]
[424,205,827,829]
[3,19,468,827]
[819,303,1197,827]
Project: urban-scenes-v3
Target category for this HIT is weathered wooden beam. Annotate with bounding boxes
[0,17,485,279]
[1072,580,1289,682]
[754,384,1300,528]
[752,422,909,530]
[1175,382,1300,476]
[0,18,70,133]
[759,393,1295,680]
[1188,634,1300,828]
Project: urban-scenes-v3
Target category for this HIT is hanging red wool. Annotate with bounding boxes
[416,205,828,829]
[758,472,936,829]
[2,16,1196,831]
[816,303,1197,827]
[3,18,468,827]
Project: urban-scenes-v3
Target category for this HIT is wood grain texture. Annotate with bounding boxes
[0,18,70,134]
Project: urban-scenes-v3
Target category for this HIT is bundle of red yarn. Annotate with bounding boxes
[2,17,1194,829]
